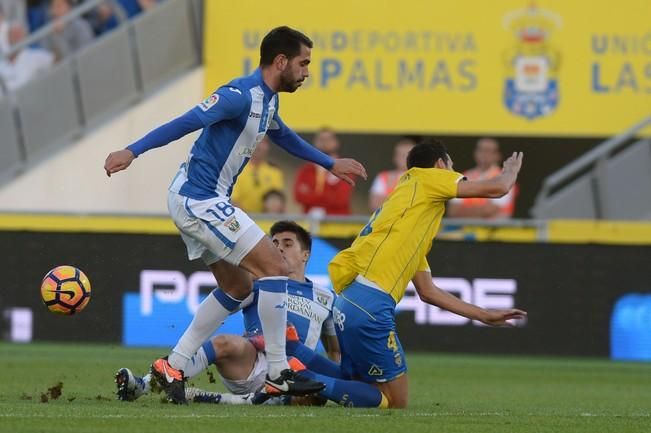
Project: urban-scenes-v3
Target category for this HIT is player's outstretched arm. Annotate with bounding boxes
[103,110,204,177]
[104,87,247,177]
[412,271,527,327]
[456,151,523,199]
[267,115,367,185]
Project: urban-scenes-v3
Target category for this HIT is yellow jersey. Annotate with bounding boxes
[230,162,284,213]
[329,167,464,304]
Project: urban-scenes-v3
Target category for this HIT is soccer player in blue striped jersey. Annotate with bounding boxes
[104,26,367,404]
[117,221,390,408]
[116,221,340,404]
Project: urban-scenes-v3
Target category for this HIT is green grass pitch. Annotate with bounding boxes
[0,342,649,433]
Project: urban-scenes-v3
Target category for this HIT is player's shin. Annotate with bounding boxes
[301,370,388,408]
[286,340,345,378]
[256,277,290,378]
[181,341,217,378]
[168,288,247,371]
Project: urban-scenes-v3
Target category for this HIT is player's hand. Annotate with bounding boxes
[330,158,367,186]
[503,152,524,175]
[478,308,527,327]
[104,149,135,177]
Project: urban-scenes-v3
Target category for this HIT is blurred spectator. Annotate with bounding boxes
[294,127,353,216]
[0,22,53,91]
[0,1,27,26]
[27,0,48,33]
[117,0,159,18]
[89,0,159,36]
[88,2,119,36]
[231,137,284,213]
[262,190,287,214]
[368,136,417,211]
[0,6,8,55]
[447,138,517,219]
[42,0,93,59]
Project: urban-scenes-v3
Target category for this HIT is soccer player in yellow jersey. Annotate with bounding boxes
[328,140,527,408]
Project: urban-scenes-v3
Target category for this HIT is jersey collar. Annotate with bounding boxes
[252,68,276,99]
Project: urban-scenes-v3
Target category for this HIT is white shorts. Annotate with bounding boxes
[167,191,265,266]
[221,351,267,394]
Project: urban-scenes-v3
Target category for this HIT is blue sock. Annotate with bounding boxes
[300,369,386,408]
[286,340,345,379]
[182,340,218,378]
[201,340,217,364]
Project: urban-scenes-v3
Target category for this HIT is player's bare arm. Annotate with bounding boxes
[321,333,341,363]
[411,270,527,326]
[456,151,523,199]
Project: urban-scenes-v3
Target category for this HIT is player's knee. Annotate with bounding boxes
[387,396,408,409]
[222,282,252,300]
[211,335,234,359]
[381,384,408,409]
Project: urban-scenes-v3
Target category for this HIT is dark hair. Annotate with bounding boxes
[407,139,449,169]
[260,26,313,66]
[270,220,312,251]
[263,189,286,203]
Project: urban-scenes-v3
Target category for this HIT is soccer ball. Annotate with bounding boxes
[40,266,91,315]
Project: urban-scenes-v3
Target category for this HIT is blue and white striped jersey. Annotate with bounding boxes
[127,68,333,200]
[169,69,276,199]
[242,279,337,350]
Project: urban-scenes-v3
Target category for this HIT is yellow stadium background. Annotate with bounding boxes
[204,0,651,137]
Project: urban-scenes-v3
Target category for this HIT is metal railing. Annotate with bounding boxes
[0,0,202,184]
[1,0,127,67]
[532,115,651,219]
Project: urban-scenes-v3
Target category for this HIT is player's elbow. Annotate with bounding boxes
[417,291,437,306]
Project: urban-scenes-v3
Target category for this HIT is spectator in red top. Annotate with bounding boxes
[294,127,353,215]
[368,136,417,211]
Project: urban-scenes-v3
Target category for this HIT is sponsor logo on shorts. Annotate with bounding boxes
[368,365,383,376]
[394,352,403,367]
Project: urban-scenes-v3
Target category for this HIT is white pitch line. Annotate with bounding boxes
[0,412,648,419]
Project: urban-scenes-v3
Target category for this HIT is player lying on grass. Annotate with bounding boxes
[322,140,527,408]
[116,221,337,403]
[117,221,395,408]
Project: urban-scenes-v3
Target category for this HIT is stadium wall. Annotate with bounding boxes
[2,221,649,359]
[0,69,204,215]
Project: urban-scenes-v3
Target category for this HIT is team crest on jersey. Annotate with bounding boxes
[503,5,562,120]
[224,216,240,233]
[314,288,333,308]
[199,94,219,112]
[368,365,383,376]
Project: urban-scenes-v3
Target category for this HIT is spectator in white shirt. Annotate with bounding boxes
[42,0,93,59]
[0,1,27,27]
[0,22,54,92]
